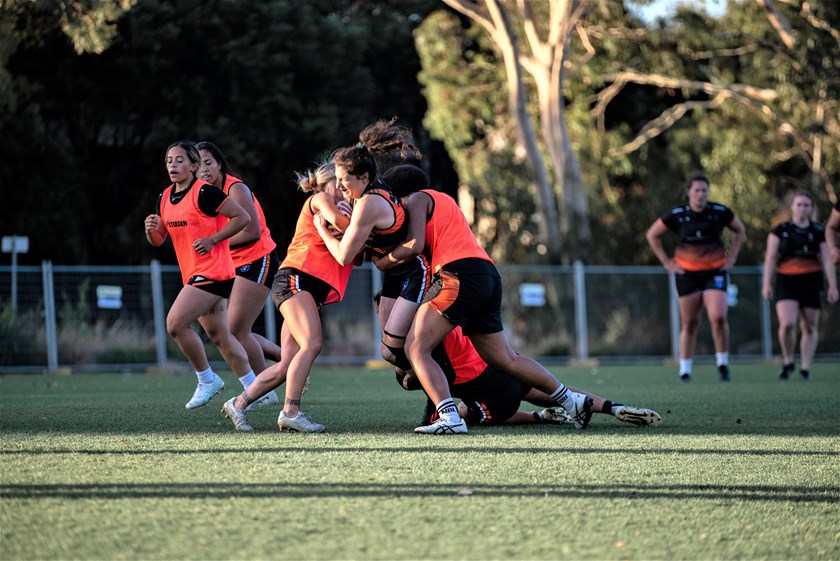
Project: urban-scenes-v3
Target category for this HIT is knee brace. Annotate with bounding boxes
[383,341,412,371]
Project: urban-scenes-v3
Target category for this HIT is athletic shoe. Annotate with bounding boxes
[414,416,468,435]
[777,363,794,379]
[560,391,593,429]
[185,375,225,409]
[246,390,280,411]
[614,406,662,427]
[537,408,571,425]
[678,372,691,382]
[277,411,325,433]
[800,369,810,380]
[718,364,731,382]
[221,398,253,432]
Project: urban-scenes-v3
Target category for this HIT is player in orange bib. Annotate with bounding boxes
[144,141,257,410]
[646,172,746,382]
[220,160,353,432]
[197,141,280,407]
[372,165,595,435]
[762,191,837,380]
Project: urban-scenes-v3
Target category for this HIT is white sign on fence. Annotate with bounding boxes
[96,285,123,309]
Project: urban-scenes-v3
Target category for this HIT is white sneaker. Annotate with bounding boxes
[221,397,254,432]
[414,416,468,435]
[277,411,325,433]
[614,405,662,427]
[559,391,593,429]
[185,375,224,409]
[246,390,280,411]
[537,407,571,425]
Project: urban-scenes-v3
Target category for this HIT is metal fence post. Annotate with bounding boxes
[263,296,276,345]
[760,266,772,360]
[371,263,382,362]
[150,259,167,367]
[573,260,588,360]
[668,272,680,360]
[41,260,58,371]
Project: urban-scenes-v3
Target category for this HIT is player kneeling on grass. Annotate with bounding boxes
[396,325,661,429]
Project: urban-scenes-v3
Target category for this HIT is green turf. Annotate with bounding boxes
[1,363,838,560]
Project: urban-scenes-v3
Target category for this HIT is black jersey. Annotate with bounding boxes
[771,221,825,275]
[361,180,408,256]
[660,202,735,271]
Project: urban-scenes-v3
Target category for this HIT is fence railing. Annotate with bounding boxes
[1,261,837,372]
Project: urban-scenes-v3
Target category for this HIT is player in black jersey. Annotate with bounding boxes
[826,198,840,265]
[762,192,838,380]
[646,172,746,382]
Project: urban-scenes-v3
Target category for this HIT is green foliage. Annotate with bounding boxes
[416,10,542,263]
[0,300,45,366]
[0,0,436,265]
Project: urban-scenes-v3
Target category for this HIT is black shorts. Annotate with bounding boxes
[775,272,824,309]
[271,268,332,310]
[235,251,280,288]
[675,269,728,297]
[452,366,531,426]
[186,276,234,298]
[427,258,503,335]
[380,255,433,303]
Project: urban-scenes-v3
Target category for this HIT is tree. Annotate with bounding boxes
[0,0,441,264]
[439,0,592,263]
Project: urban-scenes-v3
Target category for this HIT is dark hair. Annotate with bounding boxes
[381,165,429,198]
[332,118,423,182]
[165,141,200,180]
[685,171,710,191]
[791,190,815,205]
[196,140,237,178]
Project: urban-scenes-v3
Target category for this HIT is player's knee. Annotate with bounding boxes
[383,342,411,370]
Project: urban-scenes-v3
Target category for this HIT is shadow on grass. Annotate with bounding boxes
[1,446,835,457]
[1,481,837,503]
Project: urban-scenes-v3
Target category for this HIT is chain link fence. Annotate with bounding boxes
[1,261,838,372]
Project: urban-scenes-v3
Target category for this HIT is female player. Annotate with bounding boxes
[197,141,280,406]
[762,191,837,379]
[371,165,594,435]
[221,160,353,432]
[646,172,746,382]
[144,140,257,409]
[312,119,426,372]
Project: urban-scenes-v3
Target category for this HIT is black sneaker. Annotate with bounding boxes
[777,363,794,379]
[678,372,691,382]
[718,364,730,382]
[800,369,810,380]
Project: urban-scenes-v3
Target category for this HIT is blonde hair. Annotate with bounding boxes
[296,160,336,193]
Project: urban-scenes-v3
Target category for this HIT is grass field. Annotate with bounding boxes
[1,362,838,560]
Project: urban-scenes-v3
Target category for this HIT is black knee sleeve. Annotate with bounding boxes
[383,342,412,371]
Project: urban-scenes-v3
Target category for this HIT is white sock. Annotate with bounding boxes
[715,352,729,366]
[196,367,215,384]
[679,359,693,375]
[238,370,256,389]
[436,398,459,423]
[550,385,569,406]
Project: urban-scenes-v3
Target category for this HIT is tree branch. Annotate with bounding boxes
[756,0,796,50]
[609,97,725,158]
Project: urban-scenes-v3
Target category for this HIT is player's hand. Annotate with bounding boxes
[144,214,161,234]
[827,286,838,305]
[192,237,215,255]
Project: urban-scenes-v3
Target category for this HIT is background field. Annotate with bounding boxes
[1,362,838,560]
